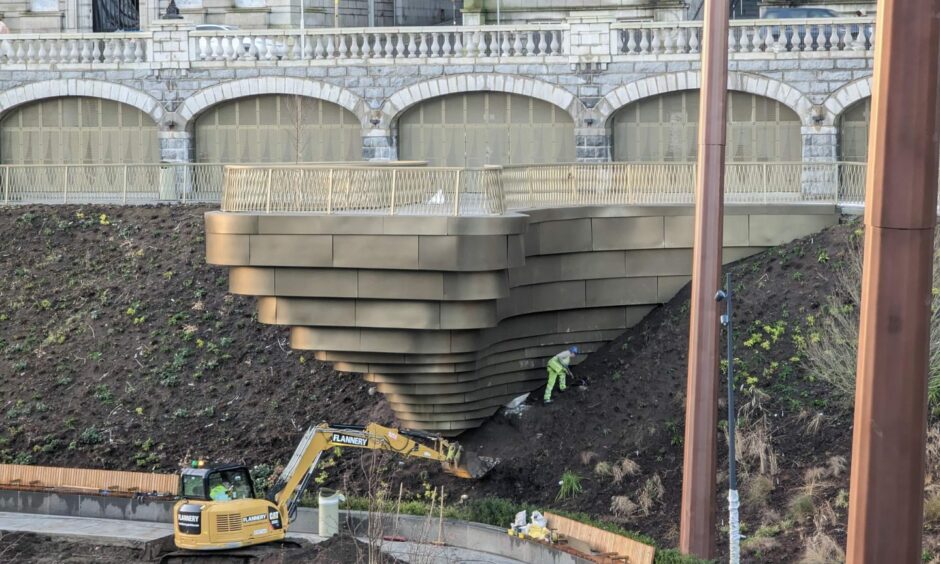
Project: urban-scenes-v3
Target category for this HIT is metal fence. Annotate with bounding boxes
[0,161,871,214]
[223,165,505,215]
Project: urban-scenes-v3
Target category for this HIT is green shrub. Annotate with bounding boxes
[556,470,583,501]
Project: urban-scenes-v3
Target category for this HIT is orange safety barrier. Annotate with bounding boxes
[0,463,178,497]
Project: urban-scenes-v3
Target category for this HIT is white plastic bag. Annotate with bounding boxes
[531,511,546,527]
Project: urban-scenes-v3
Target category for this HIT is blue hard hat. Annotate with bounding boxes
[569,346,579,355]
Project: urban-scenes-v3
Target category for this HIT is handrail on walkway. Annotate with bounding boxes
[218,161,869,216]
[0,160,871,213]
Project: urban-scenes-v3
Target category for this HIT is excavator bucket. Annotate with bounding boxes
[443,450,498,479]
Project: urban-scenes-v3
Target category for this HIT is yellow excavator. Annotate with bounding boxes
[168,422,493,556]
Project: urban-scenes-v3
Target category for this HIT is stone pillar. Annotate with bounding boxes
[801,125,838,162]
[461,0,484,25]
[575,126,611,163]
[363,129,397,161]
[801,125,839,200]
[568,19,613,70]
[149,19,194,69]
[160,131,194,163]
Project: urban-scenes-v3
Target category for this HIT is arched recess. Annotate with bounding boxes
[0,79,165,126]
[598,71,813,126]
[383,74,580,127]
[178,78,367,130]
[839,97,871,162]
[610,90,802,162]
[0,97,159,164]
[193,95,361,163]
[398,92,576,167]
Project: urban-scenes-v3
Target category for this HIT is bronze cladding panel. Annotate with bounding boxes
[358,270,445,301]
[533,218,594,255]
[206,233,249,265]
[585,277,660,307]
[249,235,333,267]
[229,267,275,295]
[591,216,667,251]
[418,235,510,270]
[333,235,420,269]
[664,214,748,248]
[276,268,359,298]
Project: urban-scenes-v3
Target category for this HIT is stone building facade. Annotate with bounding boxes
[0,18,876,167]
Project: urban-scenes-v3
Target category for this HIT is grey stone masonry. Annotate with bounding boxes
[0,17,877,164]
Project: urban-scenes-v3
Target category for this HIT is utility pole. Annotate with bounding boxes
[717,273,739,564]
[679,0,729,558]
[846,1,940,562]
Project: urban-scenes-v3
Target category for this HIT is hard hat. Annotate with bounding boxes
[569,346,579,355]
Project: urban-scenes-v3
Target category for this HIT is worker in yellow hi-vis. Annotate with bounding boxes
[544,347,578,404]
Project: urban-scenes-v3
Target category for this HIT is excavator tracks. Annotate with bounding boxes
[159,540,308,564]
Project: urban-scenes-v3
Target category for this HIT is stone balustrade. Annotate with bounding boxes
[190,26,567,63]
[613,18,874,57]
[0,18,875,69]
[0,33,149,66]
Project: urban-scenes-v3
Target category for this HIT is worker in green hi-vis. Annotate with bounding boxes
[544,347,578,404]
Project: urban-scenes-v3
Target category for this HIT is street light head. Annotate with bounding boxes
[715,290,727,302]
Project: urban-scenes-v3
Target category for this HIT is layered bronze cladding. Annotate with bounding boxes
[206,205,837,434]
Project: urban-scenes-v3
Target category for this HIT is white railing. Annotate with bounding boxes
[222,165,504,215]
[613,17,874,56]
[0,164,222,204]
[0,33,149,65]
[190,25,567,63]
[0,161,871,213]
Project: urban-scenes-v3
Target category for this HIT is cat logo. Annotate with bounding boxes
[331,433,368,447]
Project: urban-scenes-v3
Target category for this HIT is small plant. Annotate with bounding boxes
[594,461,612,477]
[637,474,665,515]
[610,495,638,519]
[788,492,816,523]
[816,249,830,263]
[79,426,103,445]
[556,470,583,501]
[579,451,598,466]
[93,384,114,404]
[612,457,641,484]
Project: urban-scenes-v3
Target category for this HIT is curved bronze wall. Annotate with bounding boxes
[205,205,837,434]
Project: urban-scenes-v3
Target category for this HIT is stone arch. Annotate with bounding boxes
[824,76,873,123]
[382,74,582,126]
[177,77,369,131]
[0,79,165,125]
[598,71,816,126]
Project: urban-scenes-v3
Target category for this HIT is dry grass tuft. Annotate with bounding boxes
[736,417,779,476]
[925,491,940,527]
[799,532,845,564]
[579,451,598,466]
[804,412,825,435]
[610,496,638,519]
[827,456,847,478]
[611,458,641,484]
[742,535,779,555]
[788,492,816,523]
[637,474,665,515]
[594,461,612,477]
[743,474,775,508]
[812,501,838,531]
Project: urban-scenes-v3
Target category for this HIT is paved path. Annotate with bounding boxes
[0,512,523,563]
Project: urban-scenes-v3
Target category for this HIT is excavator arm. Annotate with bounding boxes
[265,423,493,524]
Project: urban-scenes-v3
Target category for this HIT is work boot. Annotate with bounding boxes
[543,398,553,404]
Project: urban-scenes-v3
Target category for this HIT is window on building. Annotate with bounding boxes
[839,98,870,163]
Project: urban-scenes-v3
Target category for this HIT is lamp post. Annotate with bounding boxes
[334,0,339,28]
[716,272,739,564]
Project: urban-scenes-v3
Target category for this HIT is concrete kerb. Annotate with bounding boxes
[0,490,590,563]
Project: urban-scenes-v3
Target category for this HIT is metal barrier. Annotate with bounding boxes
[218,161,868,215]
[222,165,504,215]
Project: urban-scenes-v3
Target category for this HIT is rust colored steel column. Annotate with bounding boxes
[845,2,940,562]
[679,0,729,558]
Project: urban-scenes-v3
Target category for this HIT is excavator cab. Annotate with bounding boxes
[180,464,257,502]
[174,464,286,551]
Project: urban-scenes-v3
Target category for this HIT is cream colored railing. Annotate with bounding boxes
[222,165,504,215]
[0,161,426,206]
[0,161,869,212]
[219,161,866,215]
[0,163,224,205]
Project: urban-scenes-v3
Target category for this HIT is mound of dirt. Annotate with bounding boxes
[1,204,871,560]
[0,205,392,473]
[376,218,861,561]
[0,532,148,564]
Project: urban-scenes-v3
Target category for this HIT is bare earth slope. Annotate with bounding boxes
[2,205,877,561]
